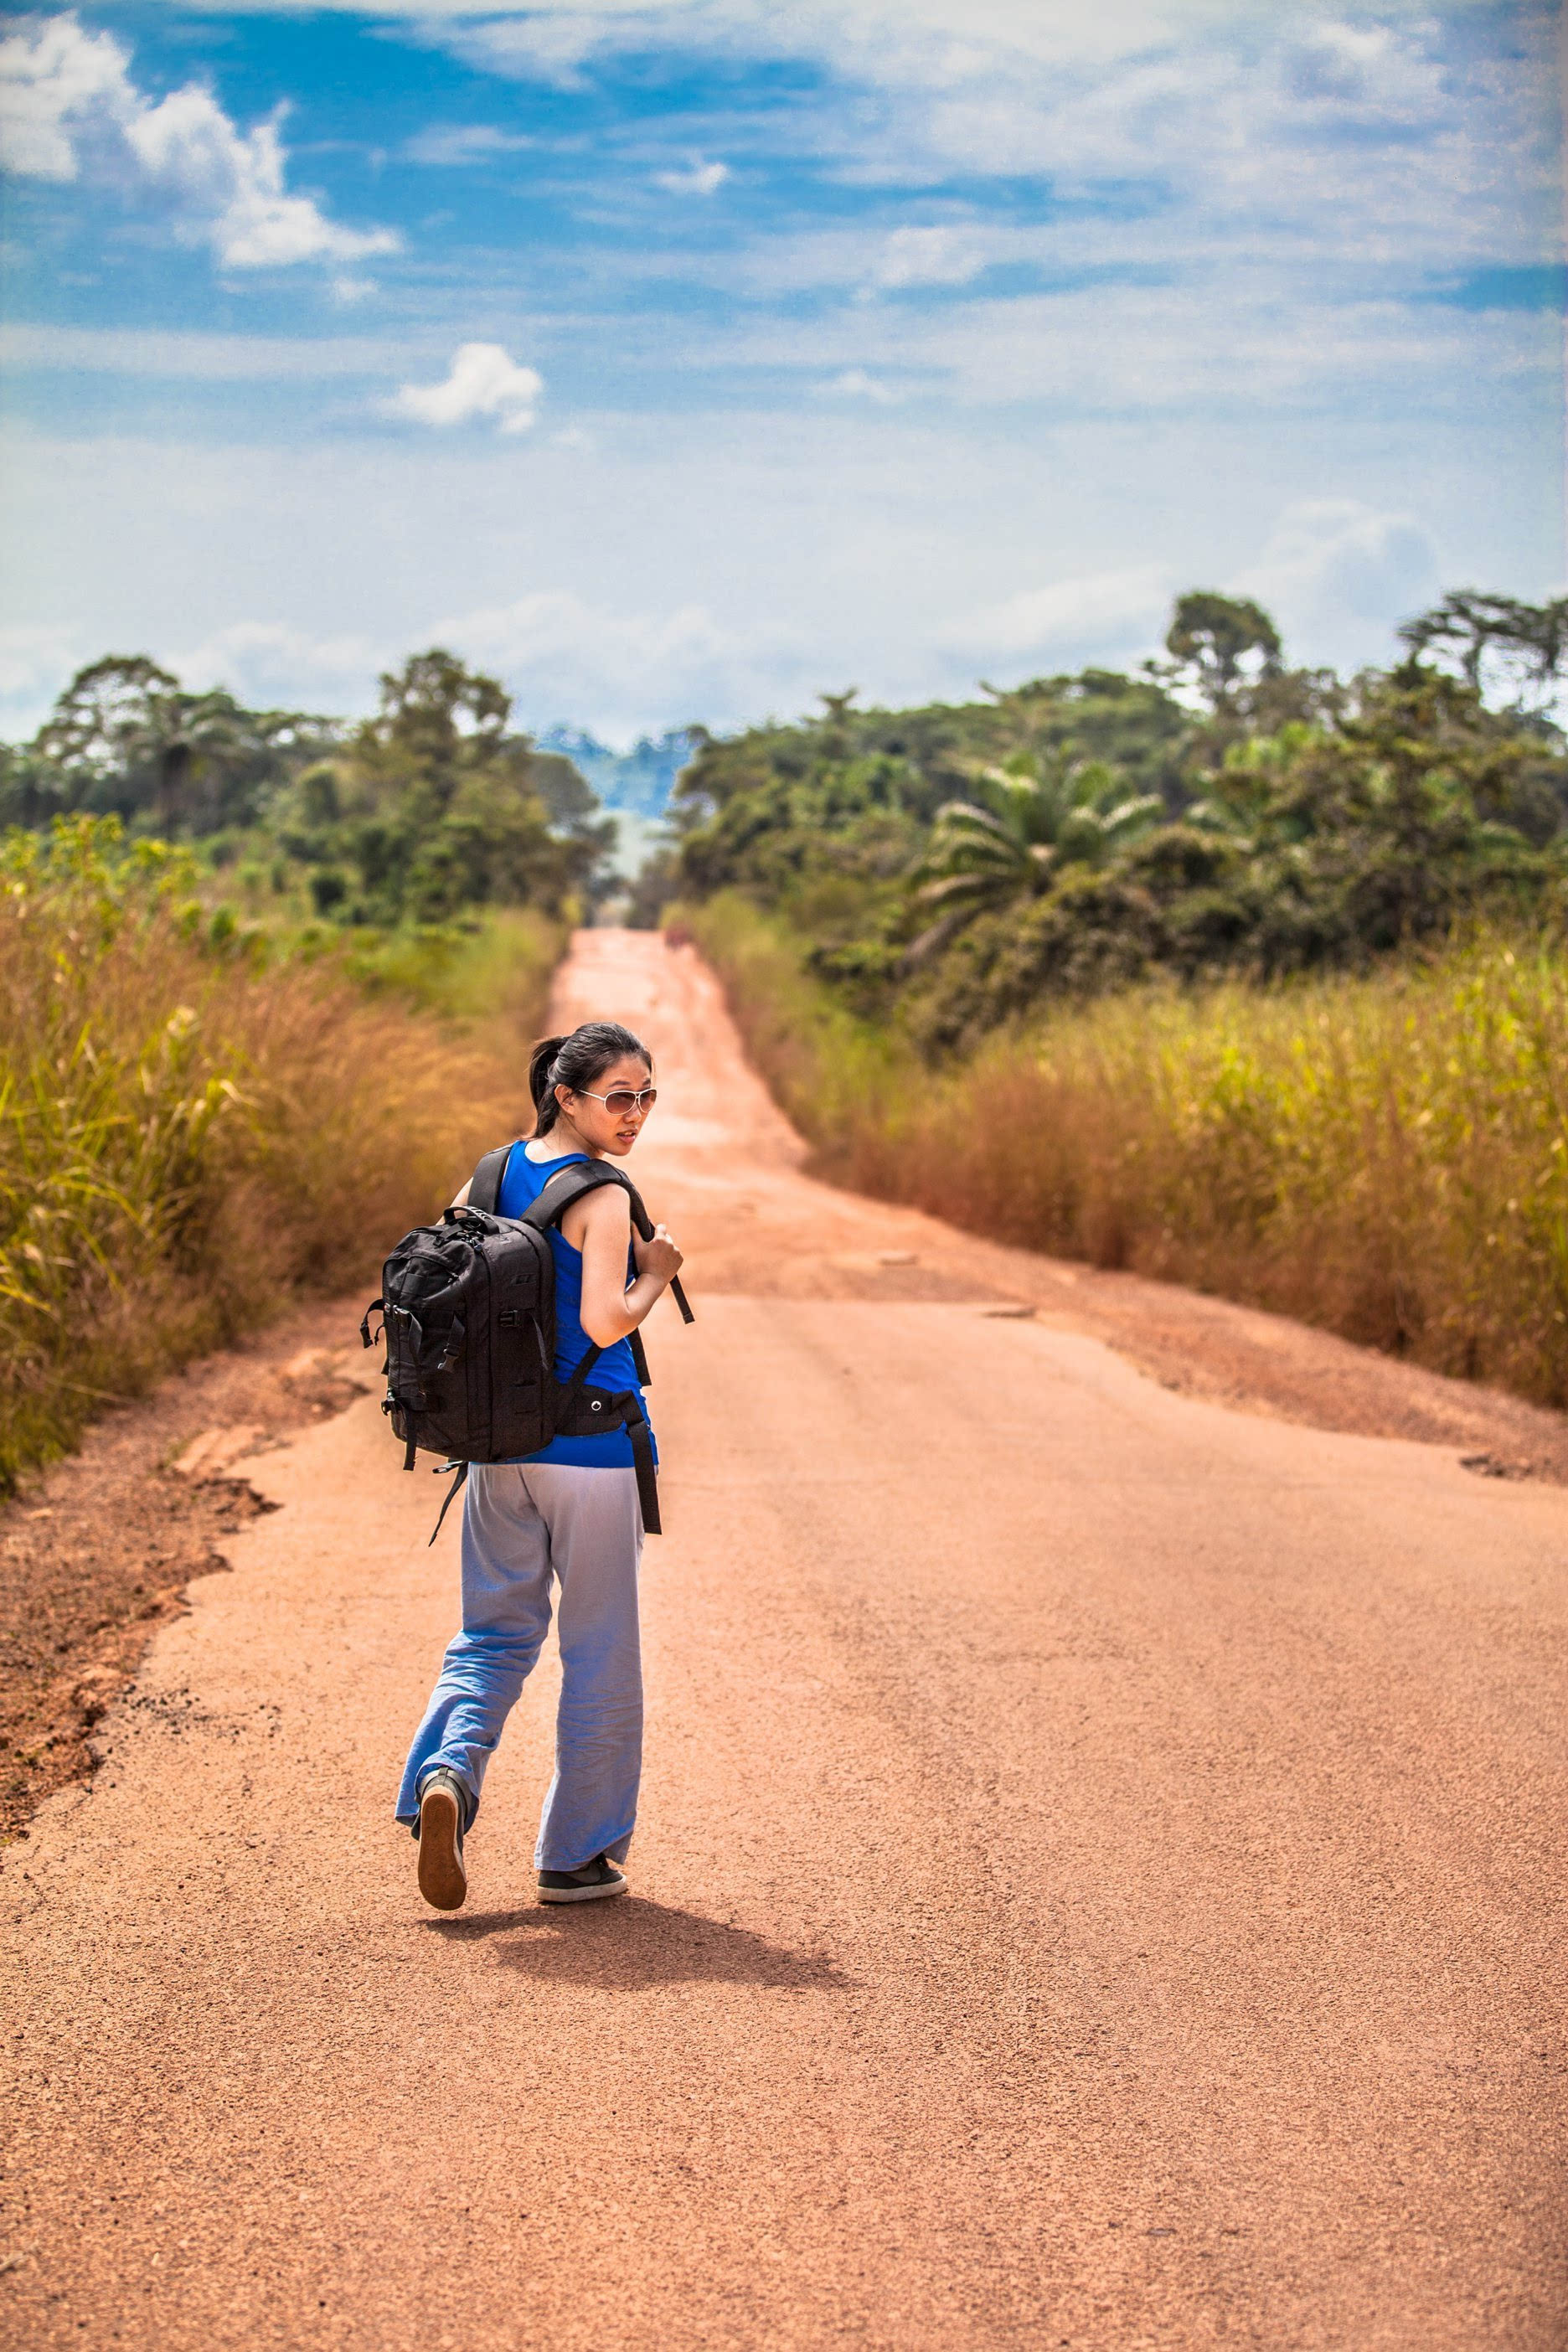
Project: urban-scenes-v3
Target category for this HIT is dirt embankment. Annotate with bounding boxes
[0,1307,375,1843]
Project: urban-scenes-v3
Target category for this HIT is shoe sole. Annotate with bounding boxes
[416,1786,467,1911]
[537,1877,627,1905]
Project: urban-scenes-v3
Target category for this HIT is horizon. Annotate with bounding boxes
[2,1,1562,744]
[0,587,1477,767]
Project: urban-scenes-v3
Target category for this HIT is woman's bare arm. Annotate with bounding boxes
[569,1185,683,1348]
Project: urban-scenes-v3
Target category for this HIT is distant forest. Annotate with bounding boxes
[4,589,1565,1044]
[641,588,1568,1051]
[0,649,616,927]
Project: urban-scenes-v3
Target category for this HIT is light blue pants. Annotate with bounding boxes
[395,1463,644,1872]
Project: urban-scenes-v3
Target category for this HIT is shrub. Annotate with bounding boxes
[683,893,1568,1408]
[0,818,551,1492]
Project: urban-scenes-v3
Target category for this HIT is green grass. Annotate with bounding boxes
[0,819,561,1493]
[680,890,1568,1409]
[333,907,565,1050]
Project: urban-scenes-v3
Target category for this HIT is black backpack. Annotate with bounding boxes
[361,1144,693,1541]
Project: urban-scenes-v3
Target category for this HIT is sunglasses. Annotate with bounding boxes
[575,1086,658,1117]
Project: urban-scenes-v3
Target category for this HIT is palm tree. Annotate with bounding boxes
[1184,722,1335,854]
[908,756,1162,952]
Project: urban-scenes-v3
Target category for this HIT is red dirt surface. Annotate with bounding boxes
[3,928,1565,2349]
[0,1306,374,1844]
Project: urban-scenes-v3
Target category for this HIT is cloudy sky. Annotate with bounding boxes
[0,1,1561,741]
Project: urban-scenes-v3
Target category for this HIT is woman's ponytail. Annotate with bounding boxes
[529,1034,569,1134]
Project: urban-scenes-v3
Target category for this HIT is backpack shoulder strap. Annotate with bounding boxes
[529,1159,661,1240]
[525,1160,695,1327]
[467,1142,516,1216]
[521,1157,627,1233]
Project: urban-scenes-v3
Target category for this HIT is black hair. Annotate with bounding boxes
[528,1022,652,1137]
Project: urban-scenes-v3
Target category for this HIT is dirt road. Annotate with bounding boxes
[5,929,1566,2349]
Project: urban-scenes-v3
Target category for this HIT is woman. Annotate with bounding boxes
[395,1020,683,1913]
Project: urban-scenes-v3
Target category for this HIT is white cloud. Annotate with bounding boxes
[1281,19,1442,126]
[429,587,811,737]
[171,591,812,744]
[439,1,1239,93]
[721,275,1556,423]
[1235,498,1438,638]
[0,387,1550,744]
[936,505,1444,685]
[438,3,1550,276]
[404,122,533,167]
[944,564,1172,665]
[172,619,384,714]
[0,10,126,178]
[0,13,397,270]
[818,367,896,402]
[653,155,729,194]
[0,621,86,732]
[869,224,994,291]
[442,8,625,90]
[391,343,544,433]
[0,322,412,379]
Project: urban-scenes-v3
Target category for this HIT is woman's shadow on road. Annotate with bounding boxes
[425,1897,853,1994]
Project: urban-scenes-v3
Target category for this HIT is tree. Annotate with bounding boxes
[32,656,179,776]
[1184,724,1322,852]
[911,756,1162,943]
[1164,592,1283,710]
[353,648,510,807]
[18,656,338,834]
[306,649,613,922]
[1397,591,1568,709]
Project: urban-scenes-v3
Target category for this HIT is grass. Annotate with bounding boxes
[679,890,1568,1410]
[0,819,561,1493]
[333,907,565,1055]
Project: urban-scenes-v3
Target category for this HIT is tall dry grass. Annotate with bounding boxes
[0,819,552,1491]
[682,890,1568,1408]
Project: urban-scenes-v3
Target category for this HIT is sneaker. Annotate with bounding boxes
[415,1768,468,1911]
[537,1853,627,1905]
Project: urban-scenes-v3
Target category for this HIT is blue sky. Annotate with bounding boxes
[0,0,1561,741]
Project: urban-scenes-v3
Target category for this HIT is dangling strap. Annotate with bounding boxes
[611,1390,661,1536]
[360,1299,384,1350]
[554,1385,663,1535]
[616,1184,694,1326]
[427,1458,469,1547]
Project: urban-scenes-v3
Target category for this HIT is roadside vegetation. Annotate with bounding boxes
[0,644,596,1493]
[1,643,613,931]
[0,818,560,1493]
[655,589,1568,1408]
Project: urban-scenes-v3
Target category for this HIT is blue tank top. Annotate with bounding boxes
[493,1143,654,1470]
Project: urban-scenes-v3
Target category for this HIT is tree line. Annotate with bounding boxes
[0,649,614,927]
[640,589,1568,1052]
